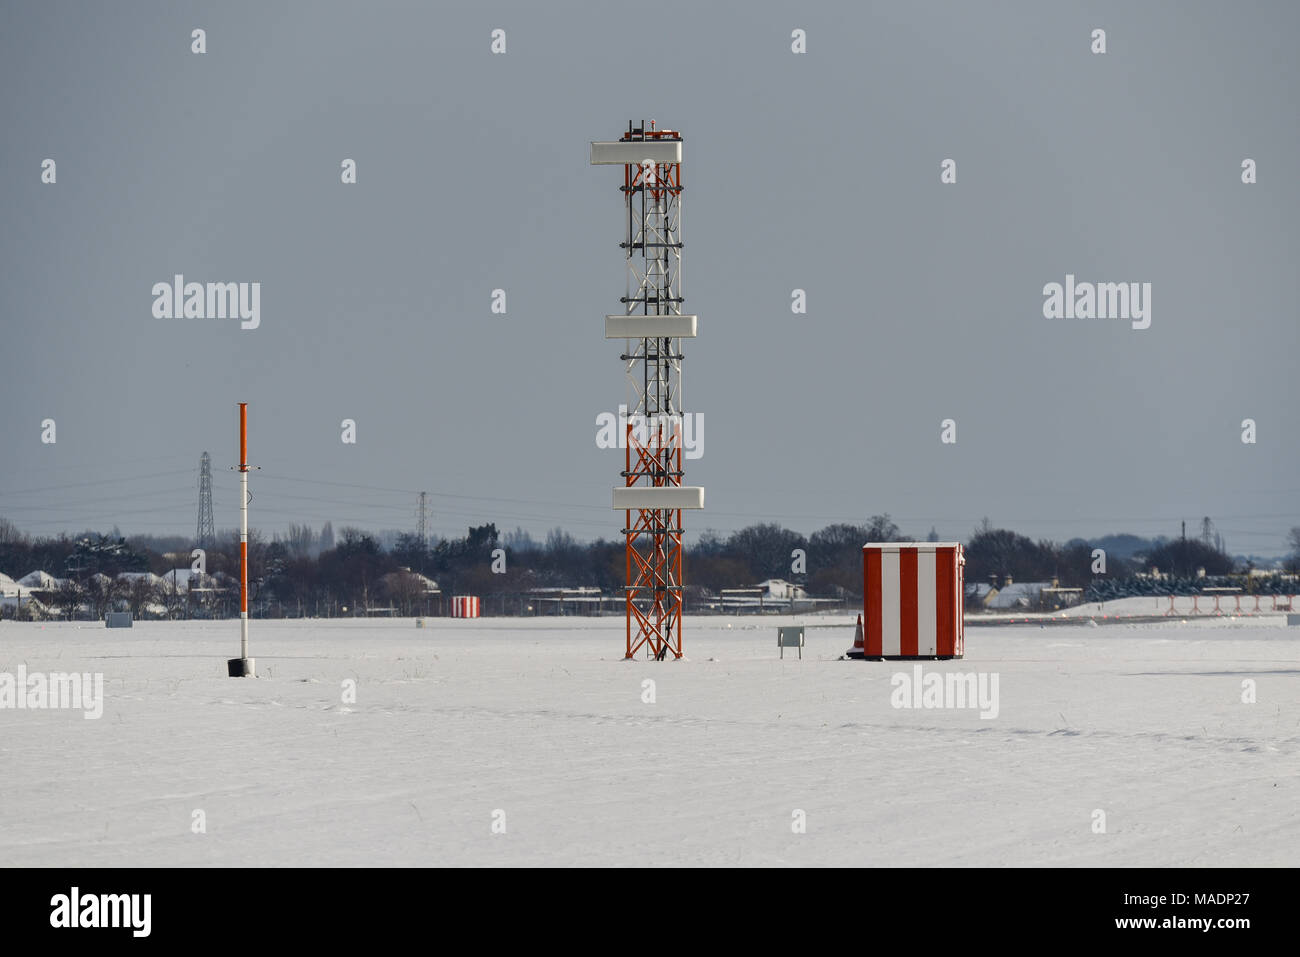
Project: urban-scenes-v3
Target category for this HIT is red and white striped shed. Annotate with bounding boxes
[450,595,481,618]
[862,542,964,659]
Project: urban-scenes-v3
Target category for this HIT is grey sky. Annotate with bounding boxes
[1,1,1296,554]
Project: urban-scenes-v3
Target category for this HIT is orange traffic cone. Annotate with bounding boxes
[847,613,864,658]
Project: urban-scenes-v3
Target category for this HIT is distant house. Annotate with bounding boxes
[0,592,54,619]
[86,572,114,595]
[716,578,813,613]
[115,572,170,618]
[1,572,58,619]
[526,586,613,615]
[380,568,441,597]
[18,570,62,590]
[397,568,440,595]
[755,579,808,602]
[965,582,998,608]
[986,582,1050,610]
[376,568,442,615]
[117,571,165,588]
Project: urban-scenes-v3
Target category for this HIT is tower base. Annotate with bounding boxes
[227,657,256,678]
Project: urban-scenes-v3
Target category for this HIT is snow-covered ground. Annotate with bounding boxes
[1,614,1296,867]
[968,594,1299,624]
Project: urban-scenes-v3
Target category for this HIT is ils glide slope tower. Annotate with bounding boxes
[591,121,704,660]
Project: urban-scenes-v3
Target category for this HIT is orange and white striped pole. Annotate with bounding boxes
[228,402,255,677]
[239,402,249,661]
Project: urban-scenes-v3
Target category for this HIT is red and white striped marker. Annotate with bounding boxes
[450,596,481,618]
[862,543,964,659]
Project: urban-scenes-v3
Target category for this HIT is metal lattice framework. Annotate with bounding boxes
[416,491,429,549]
[593,121,701,660]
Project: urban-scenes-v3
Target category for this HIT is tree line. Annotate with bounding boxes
[0,515,1295,619]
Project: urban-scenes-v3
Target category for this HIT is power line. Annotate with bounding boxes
[0,468,195,497]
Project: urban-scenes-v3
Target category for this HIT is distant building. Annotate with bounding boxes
[17,570,62,590]
[0,593,54,619]
[526,587,613,615]
[965,582,998,608]
[0,572,57,619]
[117,571,166,588]
[986,582,1050,610]
[393,568,440,595]
[755,579,808,602]
[716,579,817,613]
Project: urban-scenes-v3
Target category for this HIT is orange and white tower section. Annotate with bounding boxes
[228,402,256,677]
[591,121,704,660]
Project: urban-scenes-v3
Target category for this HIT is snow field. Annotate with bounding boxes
[1,615,1296,866]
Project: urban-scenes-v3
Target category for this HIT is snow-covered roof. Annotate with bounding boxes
[118,571,165,586]
[410,571,440,591]
[18,570,61,589]
[987,582,1049,609]
[754,579,808,598]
